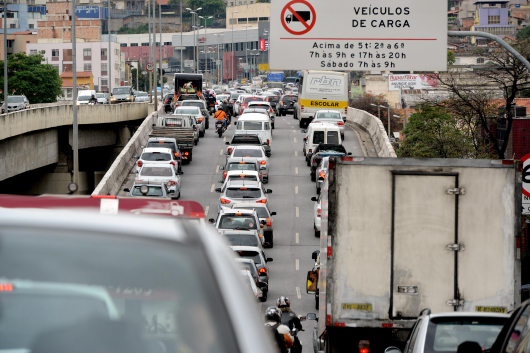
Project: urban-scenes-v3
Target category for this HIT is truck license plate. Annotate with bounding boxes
[342,304,372,311]
[476,306,506,313]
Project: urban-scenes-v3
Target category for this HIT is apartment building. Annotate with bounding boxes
[226,3,270,29]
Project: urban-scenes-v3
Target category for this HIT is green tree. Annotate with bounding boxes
[447,50,455,65]
[517,26,530,40]
[0,52,62,103]
[186,0,226,17]
[397,105,475,158]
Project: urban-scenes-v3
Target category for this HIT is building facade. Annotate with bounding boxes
[471,0,517,42]
[0,30,37,57]
[226,3,270,29]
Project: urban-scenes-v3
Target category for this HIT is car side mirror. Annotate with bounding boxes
[384,348,402,353]
[178,171,184,175]
[266,152,271,157]
[134,156,139,159]
[141,145,145,149]
[311,196,318,201]
[302,129,307,133]
[266,189,272,194]
[218,179,224,183]
[208,218,215,223]
[215,188,222,193]
[152,124,156,127]
[312,250,320,260]
[347,152,352,155]
[260,220,266,225]
[271,211,277,216]
[123,188,130,192]
[262,142,267,146]
[225,152,230,155]
[342,117,346,122]
[266,258,273,262]
[225,142,230,145]
[219,166,224,170]
[306,313,318,321]
[303,137,307,141]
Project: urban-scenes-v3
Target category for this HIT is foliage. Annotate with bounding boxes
[447,50,455,65]
[349,93,402,133]
[397,105,476,158]
[131,68,149,92]
[517,26,530,40]
[0,52,62,103]
[186,0,226,17]
[118,23,149,34]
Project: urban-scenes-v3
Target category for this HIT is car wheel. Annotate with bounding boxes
[311,171,316,182]
[314,225,320,238]
[261,290,268,302]
[194,139,198,146]
[316,185,320,195]
[315,295,319,309]
[272,123,275,129]
[299,120,304,128]
[199,131,204,137]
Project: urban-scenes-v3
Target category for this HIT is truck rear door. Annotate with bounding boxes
[391,172,459,318]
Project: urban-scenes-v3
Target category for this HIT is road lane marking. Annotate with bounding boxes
[296,259,299,271]
[216,165,219,173]
[295,151,298,157]
[295,186,298,194]
[295,167,298,174]
[205,206,209,216]
[294,137,297,143]
[296,286,301,299]
[296,232,299,243]
[220,149,223,155]
[210,184,215,192]
[296,207,299,217]
[293,130,296,133]
[223,136,226,142]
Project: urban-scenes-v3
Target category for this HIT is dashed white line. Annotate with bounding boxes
[296,286,301,299]
[296,259,299,271]
[223,136,226,142]
[294,137,297,143]
[295,232,299,243]
[295,167,298,174]
[295,151,298,157]
[220,149,223,156]
[295,186,298,194]
[216,165,219,173]
[296,207,299,217]
[293,130,296,133]
[205,206,209,216]
[210,184,215,192]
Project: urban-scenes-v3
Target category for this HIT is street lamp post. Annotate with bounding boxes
[214,33,223,84]
[198,15,213,80]
[371,103,390,137]
[231,11,238,84]
[244,25,252,79]
[186,7,202,73]
[263,29,270,72]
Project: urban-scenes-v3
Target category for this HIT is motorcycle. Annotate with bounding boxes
[216,120,226,138]
[290,327,302,353]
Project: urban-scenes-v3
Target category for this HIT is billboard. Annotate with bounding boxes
[76,6,100,19]
[267,72,283,82]
[388,74,438,91]
[270,0,447,71]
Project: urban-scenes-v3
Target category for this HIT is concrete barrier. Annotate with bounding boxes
[346,107,397,158]
[92,105,159,196]
[0,102,149,141]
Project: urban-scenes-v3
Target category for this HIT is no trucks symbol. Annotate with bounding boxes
[281,0,316,35]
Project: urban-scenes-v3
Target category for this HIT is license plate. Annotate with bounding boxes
[342,304,372,311]
[182,156,188,160]
[476,306,506,313]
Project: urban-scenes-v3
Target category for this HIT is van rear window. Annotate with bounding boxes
[243,122,263,131]
[141,152,171,161]
[313,131,325,144]
[327,131,339,144]
[226,188,261,198]
[147,142,176,153]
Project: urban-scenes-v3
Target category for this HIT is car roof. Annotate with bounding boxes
[237,114,269,121]
[425,312,510,319]
[181,100,203,103]
[230,245,262,252]
[248,101,271,105]
[308,122,341,130]
[131,181,166,186]
[139,163,173,169]
[147,137,177,142]
[232,203,267,208]
[141,147,173,153]
[221,208,258,215]
[226,170,260,175]
[316,110,342,114]
[227,157,260,163]
[219,229,259,235]
[235,258,256,264]
[232,145,262,150]
[227,180,261,187]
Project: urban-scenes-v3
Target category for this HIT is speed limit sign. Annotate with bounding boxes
[522,153,530,215]
[146,63,154,71]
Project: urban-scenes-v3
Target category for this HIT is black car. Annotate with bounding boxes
[277,94,297,116]
[163,93,174,113]
[263,93,281,111]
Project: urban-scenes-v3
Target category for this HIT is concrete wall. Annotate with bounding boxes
[0,102,149,141]
[92,104,158,196]
[346,107,397,158]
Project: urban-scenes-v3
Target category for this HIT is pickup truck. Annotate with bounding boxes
[150,115,196,163]
[225,134,271,157]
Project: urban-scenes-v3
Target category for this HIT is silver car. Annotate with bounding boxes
[211,208,265,245]
[179,100,209,130]
[215,179,272,214]
[136,163,182,199]
[225,146,269,183]
[134,91,150,102]
[123,181,172,198]
[96,93,109,104]
[312,110,346,140]
[175,106,205,138]
[231,203,276,248]
[134,147,178,173]
[220,157,264,183]
[3,95,29,113]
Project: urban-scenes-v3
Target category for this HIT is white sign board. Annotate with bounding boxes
[184,60,194,68]
[388,74,439,91]
[241,63,250,69]
[523,153,530,215]
[270,0,447,71]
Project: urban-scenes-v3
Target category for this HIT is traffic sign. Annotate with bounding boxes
[523,153,530,215]
[146,63,154,71]
[270,0,447,71]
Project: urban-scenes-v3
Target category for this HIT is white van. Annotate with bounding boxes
[302,123,342,164]
[294,70,349,128]
[235,113,272,146]
[76,90,96,105]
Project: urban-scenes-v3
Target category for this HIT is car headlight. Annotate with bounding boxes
[76,101,80,105]
[126,96,132,101]
[111,97,117,101]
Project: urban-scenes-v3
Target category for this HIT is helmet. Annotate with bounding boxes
[265,306,281,323]
[277,296,290,308]
[223,99,227,103]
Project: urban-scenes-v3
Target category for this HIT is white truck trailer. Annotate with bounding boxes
[312,157,521,353]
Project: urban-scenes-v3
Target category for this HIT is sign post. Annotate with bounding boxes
[146,63,155,71]
[523,153,530,215]
[270,0,447,71]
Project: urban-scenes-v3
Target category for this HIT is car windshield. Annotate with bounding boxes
[237,261,258,278]
[131,186,164,196]
[227,175,258,182]
[231,94,241,100]
[244,97,263,104]
[217,95,229,101]
[140,167,173,176]
[316,112,341,120]
[141,152,171,161]
[137,92,148,97]
[146,142,176,153]
[96,94,107,98]
[113,87,130,95]
[224,234,259,247]
[181,102,204,109]
[282,96,297,102]
[232,137,261,145]
[8,97,24,103]
[425,316,507,352]
[235,207,268,218]
[227,163,258,171]
[176,108,199,115]
[225,188,261,198]
[0,228,237,353]
[219,215,257,230]
[233,149,262,158]
[235,250,261,264]
[77,96,90,101]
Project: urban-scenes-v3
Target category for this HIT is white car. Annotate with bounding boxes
[311,194,321,237]
[175,105,206,138]
[209,208,265,245]
[225,146,269,183]
[240,269,264,302]
[219,170,261,188]
[96,93,109,104]
[135,147,178,173]
[312,110,346,139]
[135,91,150,102]
[234,94,252,116]
[216,94,230,111]
[136,163,182,199]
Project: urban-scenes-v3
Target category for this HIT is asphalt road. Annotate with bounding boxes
[120,112,365,352]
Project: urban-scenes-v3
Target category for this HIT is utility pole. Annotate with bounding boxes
[72,0,78,190]
[179,0,182,73]
[159,0,163,98]
[3,0,7,114]
[152,0,157,109]
[231,11,238,83]
[148,0,152,102]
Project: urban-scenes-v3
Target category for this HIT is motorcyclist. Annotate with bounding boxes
[220,99,231,123]
[277,296,303,353]
[264,306,293,353]
[89,94,98,104]
[213,109,227,129]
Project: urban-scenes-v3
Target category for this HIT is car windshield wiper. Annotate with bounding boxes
[234,227,250,230]
[242,196,255,198]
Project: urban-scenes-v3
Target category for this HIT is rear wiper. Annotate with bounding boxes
[242,196,255,198]
[235,227,250,230]
[155,159,167,161]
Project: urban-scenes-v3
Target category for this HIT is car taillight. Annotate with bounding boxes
[223,171,227,179]
[317,208,321,217]
[337,122,344,125]
[359,341,369,353]
[174,152,179,157]
[220,198,231,204]
[198,118,203,122]
[280,101,284,105]
[270,108,273,113]
[267,139,270,145]
[170,161,175,165]
[175,103,179,107]
[259,160,266,165]
[257,199,267,203]
[184,151,189,156]
[309,149,312,153]
[166,181,177,186]
[301,105,304,111]
[137,160,143,167]
[227,148,233,154]
[319,171,326,178]
[258,267,267,274]
[266,217,271,226]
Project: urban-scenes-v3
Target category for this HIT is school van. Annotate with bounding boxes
[302,123,342,163]
[235,113,272,146]
[294,70,349,128]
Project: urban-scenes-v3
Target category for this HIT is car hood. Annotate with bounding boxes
[113,94,131,99]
